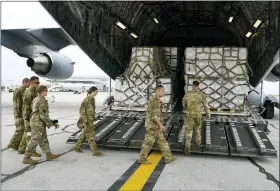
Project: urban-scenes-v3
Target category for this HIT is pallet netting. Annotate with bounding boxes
[125,47,169,78]
[114,77,173,108]
[184,47,251,111]
[163,47,178,69]
[113,47,176,109]
[184,76,250,109]
[163,47,178,104]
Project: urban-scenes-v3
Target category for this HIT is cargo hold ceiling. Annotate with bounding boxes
[79,1,267,46]
[41,1,279,82]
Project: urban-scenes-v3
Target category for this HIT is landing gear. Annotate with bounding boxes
[262,101,274,119]
[259,80,274,119]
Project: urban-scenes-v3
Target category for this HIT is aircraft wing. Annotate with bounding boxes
[1,28,76,52]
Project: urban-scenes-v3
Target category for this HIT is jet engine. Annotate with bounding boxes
[26,52,74,79]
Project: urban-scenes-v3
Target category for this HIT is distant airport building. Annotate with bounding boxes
[1,84,19,92]
[1,84,11,92]
[45,76,114,92]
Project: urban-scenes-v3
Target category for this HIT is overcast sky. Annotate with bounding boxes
[1,1,107,85]
[1,2,279,95]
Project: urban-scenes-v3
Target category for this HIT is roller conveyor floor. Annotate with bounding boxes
[66,107,277,158]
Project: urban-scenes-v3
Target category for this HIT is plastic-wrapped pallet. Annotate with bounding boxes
[113,47,176,110]
[163,47,178,69]
[114,76,155,107]
[114,76,173,108]
[184,76,250,109]
[163,47,178,104]
[125,47,169,78]
[184,47,250,110]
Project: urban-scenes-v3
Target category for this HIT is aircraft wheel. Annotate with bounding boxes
[262,101,274,119]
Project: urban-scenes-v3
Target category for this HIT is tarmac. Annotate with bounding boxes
[1,91,279,190]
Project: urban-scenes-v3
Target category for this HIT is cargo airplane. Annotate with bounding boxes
[1,28,279,119]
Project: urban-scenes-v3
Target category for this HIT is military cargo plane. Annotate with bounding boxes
[1,1,279,159]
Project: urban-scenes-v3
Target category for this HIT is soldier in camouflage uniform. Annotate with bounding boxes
[7,78,30,150]
[76,91,90,130]
[74,86,103,156]
[23,85,60,164]
[182,80,211,154]
[138,85,176,164]
[18,76,41,157]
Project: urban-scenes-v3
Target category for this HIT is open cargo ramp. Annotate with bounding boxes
[168,116,230,156]
[66,109,277,158]
[225,118,277,158]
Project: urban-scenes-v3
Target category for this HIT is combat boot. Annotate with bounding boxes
[165,156,177,164]
[46,152,60,161]
[74,148,83,153]
[18,150,25,154]
[92,150,103,156]
[91,144,103,156]
[185,146,191,155]
[32,152,41,157]
[138,159,151,165]
[23,156,37,164]
[7,143,18,151]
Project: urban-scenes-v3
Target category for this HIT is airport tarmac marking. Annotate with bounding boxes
[108,151,166,191]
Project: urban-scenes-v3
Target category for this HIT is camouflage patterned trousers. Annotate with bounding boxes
[8,118,25,148]
[18,120,36,153]
[18,120,32,153]
[24,126,51,157]
[185,115,202,147]
[139,129,173,162]
[75,124,98,152]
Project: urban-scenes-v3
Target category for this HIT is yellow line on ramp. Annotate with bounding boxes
[120,152,162,191]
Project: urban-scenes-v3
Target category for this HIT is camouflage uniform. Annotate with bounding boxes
[182,89,211,154]
[76,117,84,130]
[76,97,87,130]
[18,86,40,157]
[74,95,102,156]
[138,96,175,164]
[24,95,59,163]
[7,86,27,150]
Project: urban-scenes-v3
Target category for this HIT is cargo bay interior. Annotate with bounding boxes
[39,1,279,157]
[40,1,279,86]
[41,1,279,111]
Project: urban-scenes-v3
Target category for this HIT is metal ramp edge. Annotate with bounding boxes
[66,113,277,158]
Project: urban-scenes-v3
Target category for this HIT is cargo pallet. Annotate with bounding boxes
[66,106,277,158]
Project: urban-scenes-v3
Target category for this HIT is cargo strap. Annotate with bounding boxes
[114,47,175,108]
[126,74,159,108]
[185,47,251,110]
